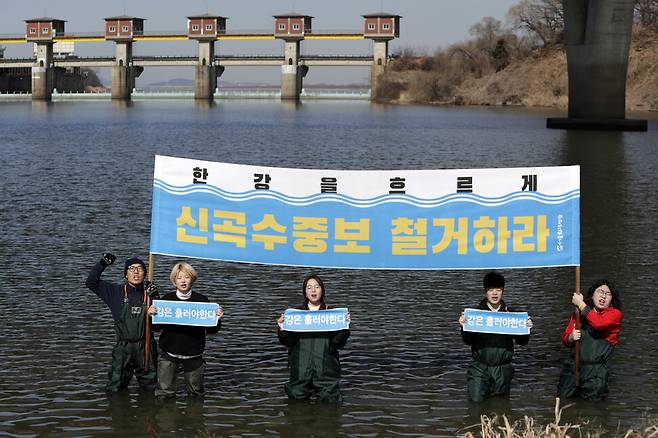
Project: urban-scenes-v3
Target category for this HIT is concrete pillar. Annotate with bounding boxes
[298,65,308,96]
[370,40,389,100]
[112,41,134,100]
[547,0,647,130]
[281,40,302,100]
[195,40,216,100]
[31,43,53,101]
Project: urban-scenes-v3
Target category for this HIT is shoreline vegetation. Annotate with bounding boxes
[376,0,658,112]
[457,399,658,438]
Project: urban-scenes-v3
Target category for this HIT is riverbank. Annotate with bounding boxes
[377,27,658,111]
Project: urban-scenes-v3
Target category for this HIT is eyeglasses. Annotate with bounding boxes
[127,266,145,273]
[306,285,322,291]
[595,288,612,297]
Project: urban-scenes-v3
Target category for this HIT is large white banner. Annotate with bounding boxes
[150,155,580,270]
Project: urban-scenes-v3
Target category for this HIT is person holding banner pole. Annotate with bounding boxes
[459,271,533,402]
[151,262,223,398]
[557,279,623,401]
[277,274,350,404]
[85,253,159,392]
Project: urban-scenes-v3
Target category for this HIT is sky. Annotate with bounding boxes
[1,0,521,86]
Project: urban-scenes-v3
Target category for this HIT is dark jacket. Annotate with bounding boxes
[86,261,158,322]
[153,291,221,357]
[461,299,530,366]
[278,304,350,373]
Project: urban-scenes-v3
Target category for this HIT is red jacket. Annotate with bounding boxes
[561,306,623,346]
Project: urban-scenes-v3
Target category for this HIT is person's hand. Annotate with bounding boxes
[277,314,284,330]
[100,253,116,267]
[147,304,156,315]
[527,317,533,329]
[569,329,581,343]
[145,282,158,297]
[217,305,224,319]
[347,313,351,324]
[459,311,465,327]
[572,292,585,310]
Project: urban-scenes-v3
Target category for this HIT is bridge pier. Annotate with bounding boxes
[187,14,227,100]
[111,42,135,100]
[31,42,54,101]
[370,40,388,100]
[196,40,215,99]
[25,18,66,101]
[547,0,647,131]
[281,40,304,100]
[104,16,145,101]
[363,13,401,101]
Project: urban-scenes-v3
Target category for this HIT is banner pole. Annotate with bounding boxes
[144,252,155,373]
[574,265,581,387]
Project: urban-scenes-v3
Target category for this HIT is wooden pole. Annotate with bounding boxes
[148,252,155,283]
[144,252,155,373]
[574,265,581,386]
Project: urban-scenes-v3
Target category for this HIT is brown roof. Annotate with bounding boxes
[104,15,146,21]
[187,13,228,19]
[24,17,67,23]
[273,13,313,18]
[362,12,402,18]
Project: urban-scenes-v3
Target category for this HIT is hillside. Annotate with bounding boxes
[377,27,658,112]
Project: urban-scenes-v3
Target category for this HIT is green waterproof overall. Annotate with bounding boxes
[557,325,615,401]
[106,288,157,392]
[285,333,343,404]
[466,335,516,402]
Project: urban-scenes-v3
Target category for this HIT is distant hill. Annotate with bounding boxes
[145,78,276,89]
[148,78,194,87]
[142,78,368,90]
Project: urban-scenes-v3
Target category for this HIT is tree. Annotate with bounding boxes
[635,0,658,27]
[507,0,564,47]
[469,16,505,52]
[491,39,511,71]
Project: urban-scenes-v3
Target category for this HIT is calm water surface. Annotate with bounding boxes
[0,100,657,437]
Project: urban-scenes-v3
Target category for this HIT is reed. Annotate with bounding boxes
[458,398,658,438]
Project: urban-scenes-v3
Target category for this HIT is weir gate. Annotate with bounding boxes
[0,13,401,101]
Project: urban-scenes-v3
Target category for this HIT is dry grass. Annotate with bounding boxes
[458,398,585,438]
[458,398,658,438]
[378,26,658,111]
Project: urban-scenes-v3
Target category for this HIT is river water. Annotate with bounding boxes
[0,100,657,437]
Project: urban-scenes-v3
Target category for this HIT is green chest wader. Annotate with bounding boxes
[557,325,615,400]
[285,334,342,403]
[106,286,156,392]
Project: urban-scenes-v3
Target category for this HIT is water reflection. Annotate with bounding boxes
[559,130,628,278]
[104,392,209,436]
[194,100,216,110]
[111,100,134,111]
[277,401,343,437]
[30,100,55,115]
[280,100,303,111]
[152,398,207,436]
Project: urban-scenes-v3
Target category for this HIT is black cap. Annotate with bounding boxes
[124,256,146,276]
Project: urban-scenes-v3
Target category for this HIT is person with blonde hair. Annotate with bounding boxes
[151,262,223,397]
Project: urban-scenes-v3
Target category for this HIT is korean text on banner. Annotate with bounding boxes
[150,155,580,270]
[463,308,530,335]
[282,308,350,332]
[152,299,219,327]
